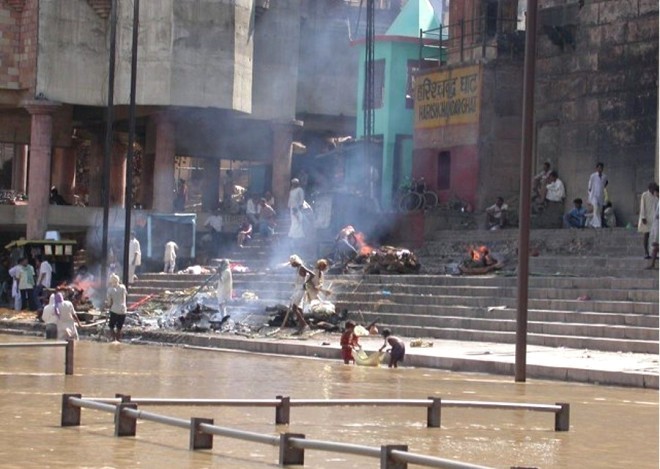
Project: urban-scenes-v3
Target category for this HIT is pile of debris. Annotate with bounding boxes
[266,302,346,332]
[363,246,421,274]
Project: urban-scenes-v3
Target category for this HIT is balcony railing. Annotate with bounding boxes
[419,17,523,67]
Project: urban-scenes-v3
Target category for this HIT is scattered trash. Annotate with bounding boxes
[487,305,507,312]
[410,339,434,348]
[241,291,259,300]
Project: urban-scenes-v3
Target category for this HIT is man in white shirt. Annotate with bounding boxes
[288,178,305,239]
[163,241,179,273]
[128,231,141,283]
[204,210,224,256]
[545,171,565,203]
[35,255,53,310]
[587,162,608,228]
[486,197,508,230]
[539,171,566,228]
[245,194,260,227]
[638,182,659,259]
[37,256,53,290]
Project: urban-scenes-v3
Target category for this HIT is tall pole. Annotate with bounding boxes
[515,0,538,382]
[363,0,375,191]
[122,0,140,287]
[101,0,118,289]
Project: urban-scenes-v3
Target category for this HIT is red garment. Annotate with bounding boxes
[340,329,359,363]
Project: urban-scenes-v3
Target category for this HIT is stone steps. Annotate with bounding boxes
[335,292,657,315]
[126,223,659,355]
[136,272,659,289]
[339,307,657,337]
[420,255,654,276]
[335,301,658,327]
[367,324,658,354]
[128,281,658,303]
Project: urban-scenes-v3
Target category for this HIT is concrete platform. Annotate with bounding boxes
[1,321,657,389]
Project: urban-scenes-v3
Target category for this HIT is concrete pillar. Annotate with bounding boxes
[141,148,154,209]
[88,135,104,207]
[151,113,176,212]
[11,144,28,193]
[51,147,76,203]
[271,120,302,210]
[24,100,60,240]
[201,157,219,211]
[110,141,127,207]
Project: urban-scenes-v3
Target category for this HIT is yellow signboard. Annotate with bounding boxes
[414,65,481,128]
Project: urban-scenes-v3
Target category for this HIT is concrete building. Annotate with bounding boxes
[0,0,655,257]
[0,0,395,253]
[355,0,441,209]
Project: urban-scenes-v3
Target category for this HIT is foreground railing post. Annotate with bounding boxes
[555,403,570,431]
[380,444,408,469]
[275,395,290,425]
[114,402,138,437]
[61,393,82,427]
[427,397,442,428]
[279,433,305,466]
[65,340,74,375]
[190,418,214,450]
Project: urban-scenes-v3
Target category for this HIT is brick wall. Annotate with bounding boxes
[18,0,37,92]
[0,0,36,92]
[0,3,21,89]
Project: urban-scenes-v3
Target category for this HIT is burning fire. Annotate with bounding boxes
[55,276,102,310]
[469,245,492,264]
[354,232,374,257]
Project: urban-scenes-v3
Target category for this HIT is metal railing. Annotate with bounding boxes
[61,393,496,468]
[85,395,570,431]
[419,17,522,65]
[0,340,74,375]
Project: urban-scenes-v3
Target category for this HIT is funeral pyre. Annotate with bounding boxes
[458,245,503,275]
[329,226,421,274]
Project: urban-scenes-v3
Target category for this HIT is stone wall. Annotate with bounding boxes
[477,60,524,211]
[534,0,658,225]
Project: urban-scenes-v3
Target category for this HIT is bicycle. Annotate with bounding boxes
[396,178,438,212]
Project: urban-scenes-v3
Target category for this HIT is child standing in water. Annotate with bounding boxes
[379,328,405,368]
[340,320,359,364]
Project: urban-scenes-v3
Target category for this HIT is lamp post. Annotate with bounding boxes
[515,0,539,382]
[122,0,140,287]
[101,0,118,290]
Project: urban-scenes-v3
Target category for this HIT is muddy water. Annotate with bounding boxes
[0,336,657,469]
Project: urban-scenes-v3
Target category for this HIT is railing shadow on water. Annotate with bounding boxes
[61,393,569,468]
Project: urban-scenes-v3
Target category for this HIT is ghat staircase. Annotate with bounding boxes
[127,226,659,355]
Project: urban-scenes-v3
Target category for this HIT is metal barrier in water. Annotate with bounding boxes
[61,393,496,468]
[0,340,74,375]
[85,395,570,431]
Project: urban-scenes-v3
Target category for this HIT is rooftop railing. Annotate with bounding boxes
[419,17,523,66]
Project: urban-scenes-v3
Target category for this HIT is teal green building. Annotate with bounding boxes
[356,0,441,209]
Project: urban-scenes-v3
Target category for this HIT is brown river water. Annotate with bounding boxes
[0,335,657,469]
